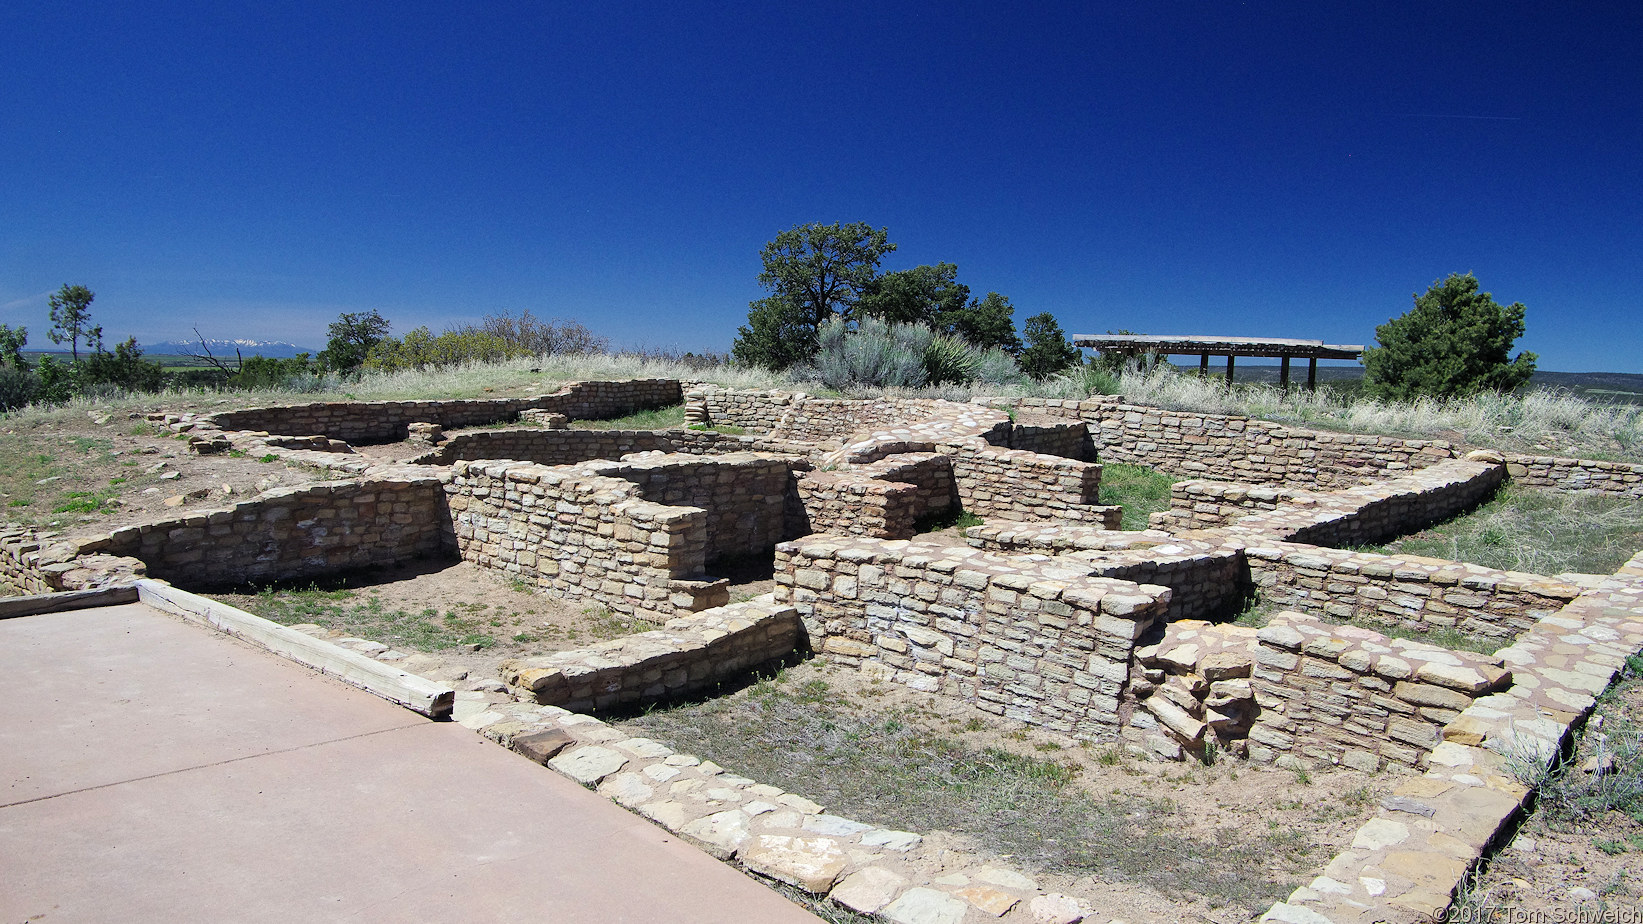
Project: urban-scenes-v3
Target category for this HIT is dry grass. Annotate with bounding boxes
[622,664,1366,916]
[1368,485,1643,576]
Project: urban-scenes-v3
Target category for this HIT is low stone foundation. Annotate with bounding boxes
[1246,542,1581,641]
[77,476,449,588]
[775,535,1167,737]
[1247,612,1511,772]
[498,599,803,711]
[1505,451,1643,498]
[410,426,762,466]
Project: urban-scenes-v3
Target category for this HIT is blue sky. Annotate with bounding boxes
[3,2,1639,371]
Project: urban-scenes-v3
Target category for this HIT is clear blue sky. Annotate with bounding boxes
[3,2,1639,371]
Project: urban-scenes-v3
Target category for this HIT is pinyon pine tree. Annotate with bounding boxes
[1363,273,1536,401]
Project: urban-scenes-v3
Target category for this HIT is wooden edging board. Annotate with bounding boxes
[134,579,455,719]
[0,585,141,620]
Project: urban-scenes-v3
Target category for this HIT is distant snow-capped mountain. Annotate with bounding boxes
[144,339,315,358]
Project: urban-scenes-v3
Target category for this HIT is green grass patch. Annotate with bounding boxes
[623,669,1314,914]
[569,403,688,430]
[1378,485,1643,576]
[236,585,500,651]
[915,507,984,534]
[1099,463,1175,530]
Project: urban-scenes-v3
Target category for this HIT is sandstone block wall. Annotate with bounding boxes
[1222,458,1506,547]
[775,536,1168,738]
[1005,396,1458,489]
[497,599,803,710]
[78,478,448,589]
[964,524,1244,623]
[1131,621,1260,757]
[208,379,683,442]
[1007,415,1092,460]
[1245,542,1580,641]
[1246,612,1511,772]
[948,444,1120,526]
[444,459,726,618]
[410,427,762,466]
[792,472,923,540]
[1504,452,1643,498]
[579,453,794,562]
[1150,479,1314,531]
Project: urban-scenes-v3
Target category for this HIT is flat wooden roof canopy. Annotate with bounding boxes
[1071,334,1365,389]
[1071,334,1364,360]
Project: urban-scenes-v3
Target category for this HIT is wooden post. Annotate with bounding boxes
[1279,356,1291,389]
[1307,358,1318,391]
[1199,353,1210,376]
[1225,354,1235,387]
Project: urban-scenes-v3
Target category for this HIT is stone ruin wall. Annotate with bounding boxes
[1504,451,1643,498]
[76,477,449,589]
[411,427,761,467]
[207,378,683,442]
[1247,543,1581,642]
[444,459,727,619]
[1246,612,1511,772]
[944,443,1119,526]
[776,535,1168,737]
[578,452,795,563]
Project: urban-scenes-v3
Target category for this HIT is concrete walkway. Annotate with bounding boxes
[0,602,820,923]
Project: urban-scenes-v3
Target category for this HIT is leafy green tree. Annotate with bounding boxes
[856,263,970,326]
[733,222,896,369]
[76,336,165,393]
[1018,313,1082,380]
[945,292,1023,355]
[48,284,101,361]
[1363,273,1537,400]
[318,310,391,374]
[0,324,26,368]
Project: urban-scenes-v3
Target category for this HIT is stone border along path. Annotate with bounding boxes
[6,381,1643,923]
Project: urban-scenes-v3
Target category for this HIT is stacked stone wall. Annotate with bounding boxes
[444,460,726,619]
[1007,416,1091,460]
[792,473,922,540]
[498,600,803,710]
[1223,458,1506,547]
[77,478,448,588]
[579,453,793,562]
[1504,452,1643,498]
[412,427,760,466]
[1246,543,1579,641]
[854,452,956,521]
[1247,612,1511,772]
[208,379,682,442]
[948,444,1120,526]
[1150,479,1314,531]
[1005,396,1458,489]
[775,536,1167,737]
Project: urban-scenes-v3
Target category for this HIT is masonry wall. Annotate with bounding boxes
[1150,479,1313,531]
[792,472,922,540]
[209,379,683,442]
[1246,543,1579,641]
[1505,452,1643,498]
[1008,416,1092,460]
[411,427,758,466]
[444,460,726,618]
[1003,397,1459,489]
[579,453,793,562]
[1246,612,1511,772]
[775,536,1168,738]
[1223,459,1506,547]
[78,478,449,588]
[498,600,803,710]
[948,444,1120,526]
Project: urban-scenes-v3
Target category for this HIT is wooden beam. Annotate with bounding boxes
[1199,353,1210,376]
[1280,356,1291,389]
[1225,354,1235,387]
[0,585,140,620]
[1308,357,1318,391]
[135,580,455,719]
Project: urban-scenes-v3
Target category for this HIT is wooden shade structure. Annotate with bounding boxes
[1071,334,1364,390]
